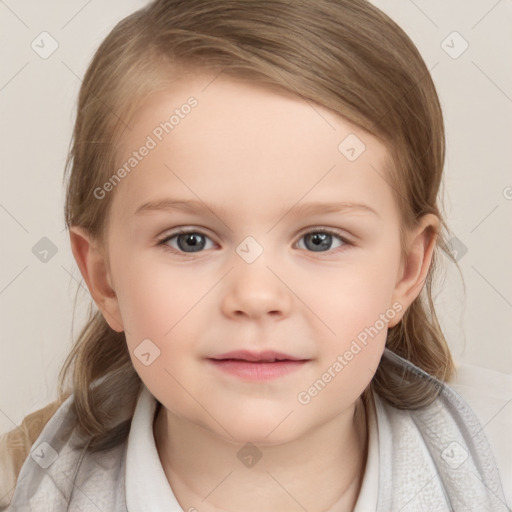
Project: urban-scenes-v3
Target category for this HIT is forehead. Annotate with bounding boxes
[111,71,394,220]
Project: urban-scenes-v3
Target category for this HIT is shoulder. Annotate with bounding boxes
[372,355,512,511]
[449,362,512,508]
[5,392,131,512]
[0,399,62,510]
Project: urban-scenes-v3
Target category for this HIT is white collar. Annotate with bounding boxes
[126,385,379,511]
[126,385,183,511]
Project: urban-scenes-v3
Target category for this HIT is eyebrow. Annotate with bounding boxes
[134,198,379,219]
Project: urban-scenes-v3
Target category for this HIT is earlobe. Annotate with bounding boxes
[69,226,124,332]
[388,214,439,328]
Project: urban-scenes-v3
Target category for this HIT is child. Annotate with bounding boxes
[1,0,510,510]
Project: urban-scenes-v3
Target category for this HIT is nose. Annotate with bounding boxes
[221,257,293,321]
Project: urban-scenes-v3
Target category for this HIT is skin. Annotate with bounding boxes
[70,69,438,511]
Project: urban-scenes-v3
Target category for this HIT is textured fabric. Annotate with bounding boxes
[450,361,512,507]
[3,349,510,511]
[375,350,510,511]
[0,399,61,509]
[2,393,127,512]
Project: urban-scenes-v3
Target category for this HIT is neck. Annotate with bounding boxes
[153,397,368,512]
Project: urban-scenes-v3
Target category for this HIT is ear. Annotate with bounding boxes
[388,214,439,328]
[69,226,124,332]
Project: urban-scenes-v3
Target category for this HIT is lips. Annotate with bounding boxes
[207,351,310,381]
[208,350,307,363]
[207,350,311,381]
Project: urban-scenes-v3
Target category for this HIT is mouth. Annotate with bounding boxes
[209,350,307,363]
[207,350,311,381]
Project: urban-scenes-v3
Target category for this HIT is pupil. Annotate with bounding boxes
[308,232,330,251]
[178,233,205,252]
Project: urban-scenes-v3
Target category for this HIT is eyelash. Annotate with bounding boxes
[156,227,353,257]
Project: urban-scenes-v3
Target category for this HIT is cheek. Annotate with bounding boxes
[112,248,207,338]
[297,284,393,414]
[299,244,401,397]
[110,250,213,380]
[111,257,205,410]
[304,249,401,340]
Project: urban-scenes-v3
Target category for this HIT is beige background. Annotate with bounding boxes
[1,0,511,434]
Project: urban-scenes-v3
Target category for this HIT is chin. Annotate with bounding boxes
[212,413,305,448]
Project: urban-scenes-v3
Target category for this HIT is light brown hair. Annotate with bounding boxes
[17,0,459,458]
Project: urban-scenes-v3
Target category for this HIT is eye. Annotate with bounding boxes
[158,228,215,254]
[157,227,351,256]
[296,229,350,253]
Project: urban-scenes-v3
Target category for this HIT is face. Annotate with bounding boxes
[94,71,408,445]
